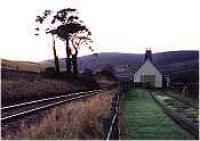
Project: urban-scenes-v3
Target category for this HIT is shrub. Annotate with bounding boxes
[100,64,117,80]
[42,67,57,78]
[76,73,100,90]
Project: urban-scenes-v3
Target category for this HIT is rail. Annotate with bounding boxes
[1,86,116,124]
[1,89,103,111]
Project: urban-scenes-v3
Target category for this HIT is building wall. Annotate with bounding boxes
[134,59,162,88]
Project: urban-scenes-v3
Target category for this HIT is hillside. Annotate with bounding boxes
[41,50,198,70]
[1,59,116,106]
[1,59,43,73]
[41,50,199,82]
[2,50,198,83]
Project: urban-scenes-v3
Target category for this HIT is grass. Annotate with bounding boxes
[1,59,43,73]
[1,72,115,106]
[121,89,194,140]
[1,79,77,106]
[3,89,116,140]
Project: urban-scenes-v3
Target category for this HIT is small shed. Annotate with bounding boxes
[133,49,163,88]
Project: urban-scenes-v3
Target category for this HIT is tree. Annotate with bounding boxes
[55,23,92,76]
[49,8,77,73]
[52,35,60,73]
[35,10,60,74]
[35,8,93,76]
[35,8,77,73]
[70,32,93,76]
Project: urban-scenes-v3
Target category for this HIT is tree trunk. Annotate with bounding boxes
[52,36,60,74]
[72,49,78,76]
[66,36,72,73]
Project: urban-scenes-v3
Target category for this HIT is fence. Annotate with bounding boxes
[103,81,133,140]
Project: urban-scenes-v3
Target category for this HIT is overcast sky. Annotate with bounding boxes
[0,0,200,62]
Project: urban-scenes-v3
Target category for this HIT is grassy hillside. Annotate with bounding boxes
[41,50,199,82]
[1,50,198,83]
[41,50,198,71]
[1,58,116,106]
[1,59,44,73]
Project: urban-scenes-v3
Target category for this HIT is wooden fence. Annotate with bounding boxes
[103,81,133,140]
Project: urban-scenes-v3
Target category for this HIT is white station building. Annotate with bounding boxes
[133,49,163,88]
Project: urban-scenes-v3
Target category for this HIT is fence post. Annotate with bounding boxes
[103,81,133,139]
[113,116,119,139]
[103,118,111,138]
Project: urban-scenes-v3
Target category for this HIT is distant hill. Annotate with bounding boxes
[41,50,198,69]
[41,50,199,82]
[1,50,199,83]
[43,50,198,82]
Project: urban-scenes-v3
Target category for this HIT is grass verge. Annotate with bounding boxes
[3,89,116,140]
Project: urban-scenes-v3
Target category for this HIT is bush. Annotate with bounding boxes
[100,64,116,80]
[76,73,100,90]
[42,67,57,78]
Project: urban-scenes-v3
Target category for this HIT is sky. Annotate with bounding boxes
[0,0,200,62]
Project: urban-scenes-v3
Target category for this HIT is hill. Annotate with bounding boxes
[41,50,199,82]
[1,59,116,106]
[1,59,43,73]
[41,50,198,70]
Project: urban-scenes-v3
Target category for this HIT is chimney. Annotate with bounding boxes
[144,48,152,62]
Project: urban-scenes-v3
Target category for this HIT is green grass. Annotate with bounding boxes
[121,89,195,140]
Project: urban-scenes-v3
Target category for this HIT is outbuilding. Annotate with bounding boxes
[133,49,163,88]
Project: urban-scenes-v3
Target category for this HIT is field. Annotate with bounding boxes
[121,89,194,139]
[1,58,118,140]
[1,59,116,106]
[1,59,44,73]
[2,89,116,140]
[1,60,77,105]
[2,78,77,106]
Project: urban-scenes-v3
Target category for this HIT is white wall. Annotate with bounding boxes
[134,59,162,88]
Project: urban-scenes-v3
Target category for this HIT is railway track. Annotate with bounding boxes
[1,87,113,124]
